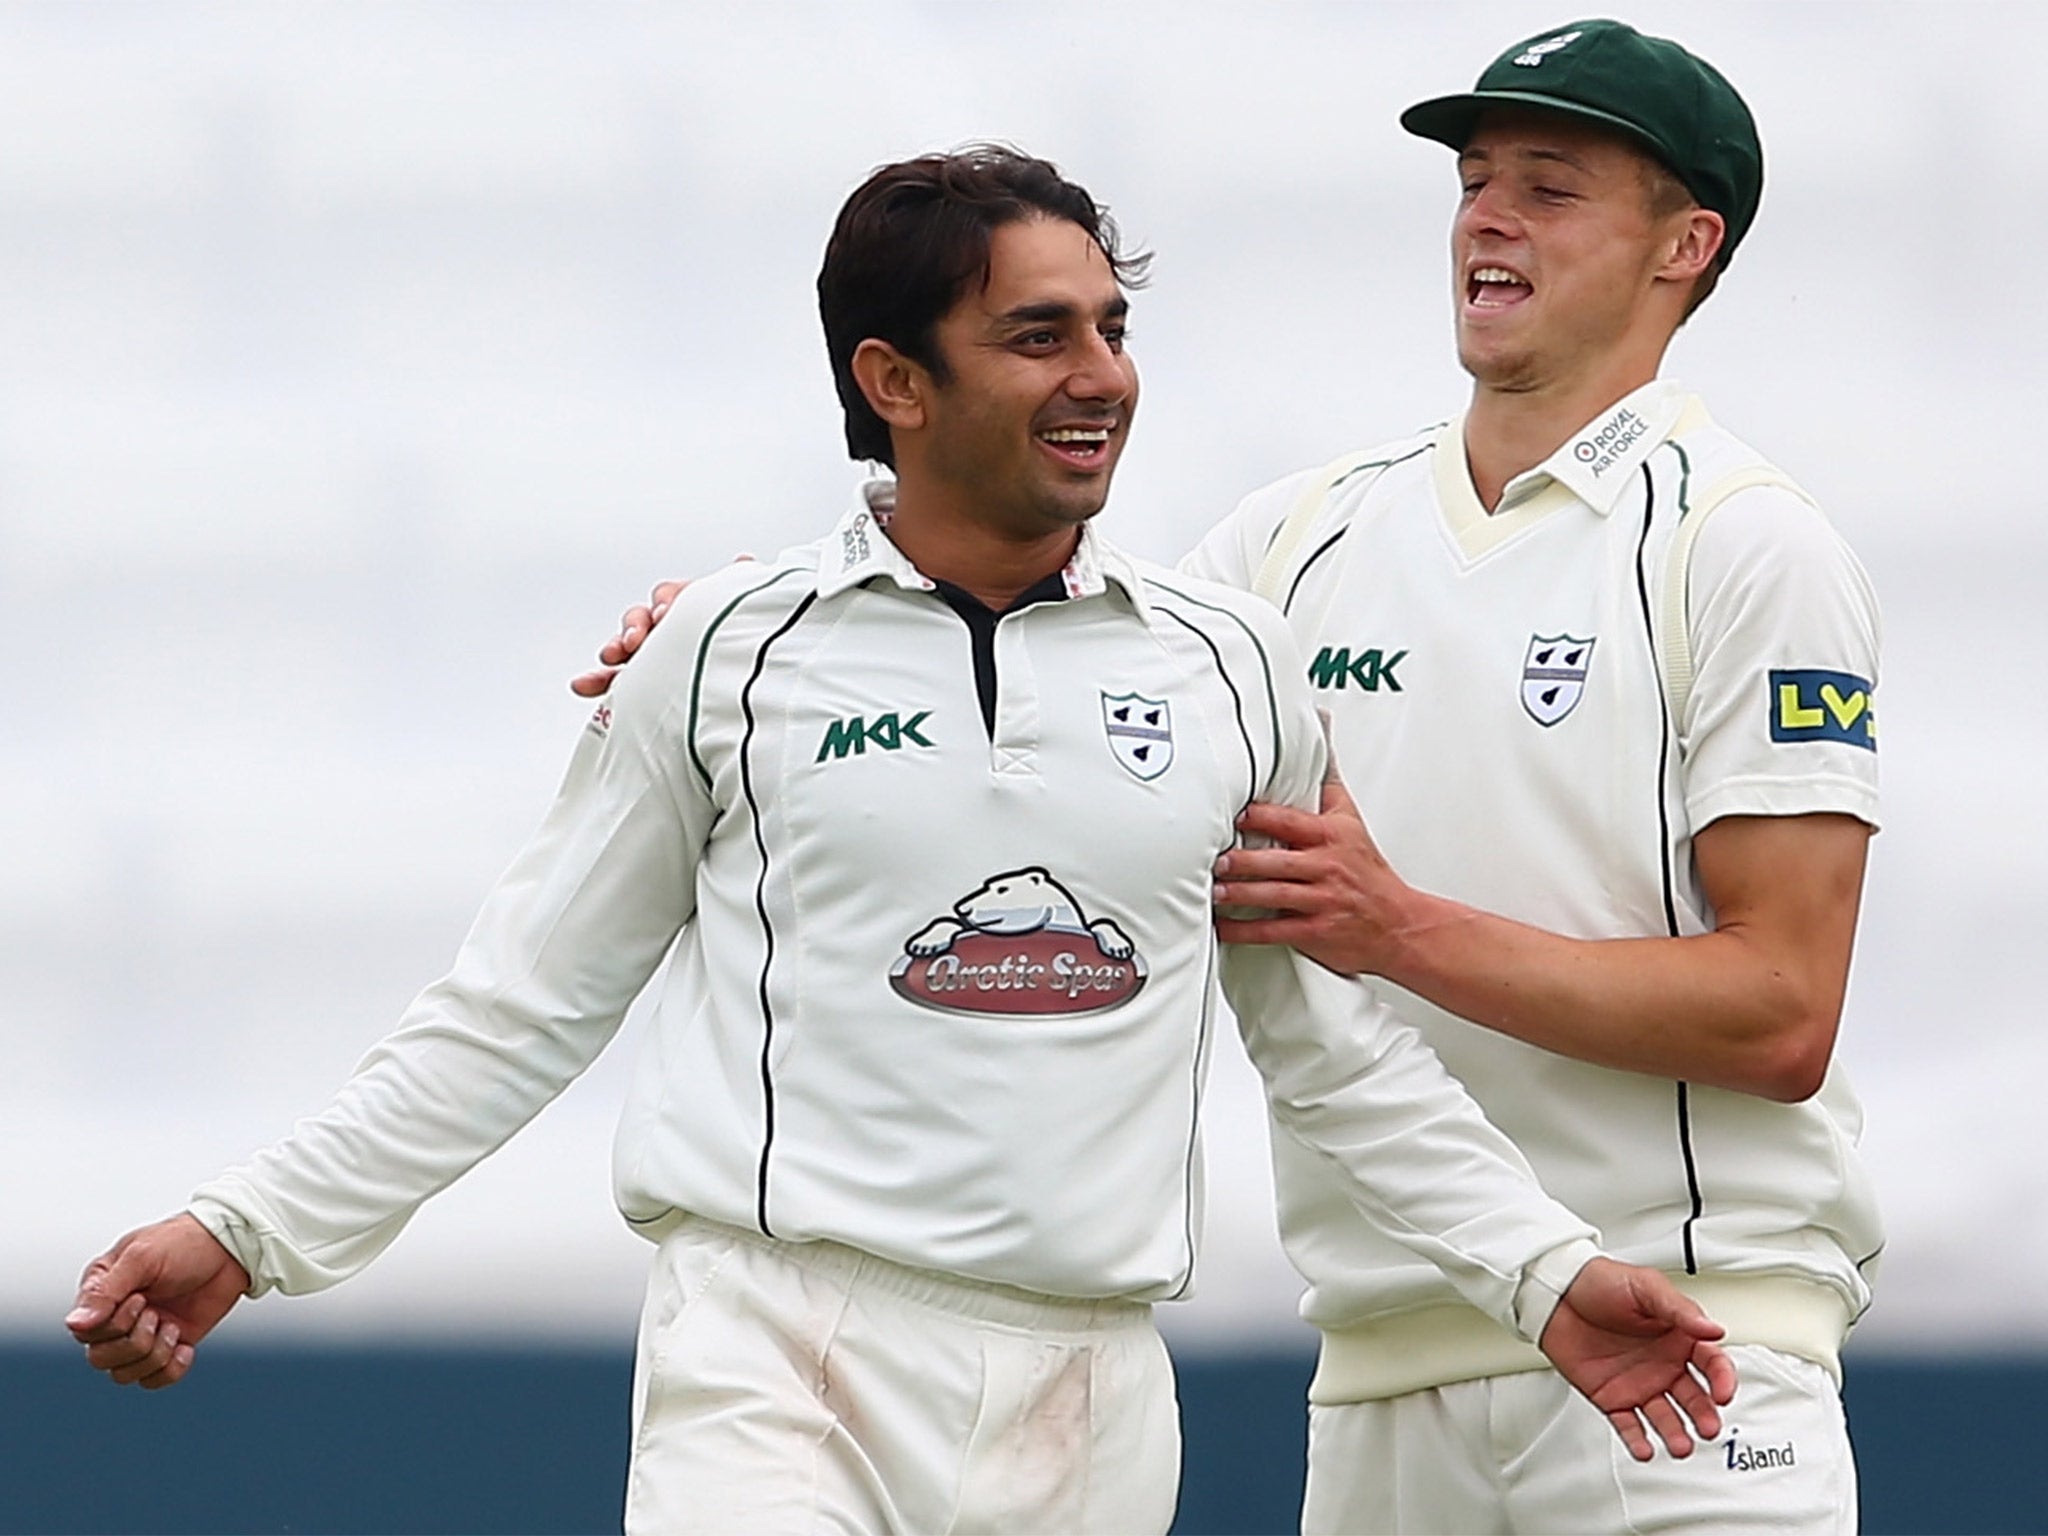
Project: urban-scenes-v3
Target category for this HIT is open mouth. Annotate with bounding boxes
[1467,265,1533,308]
[1037,424,1115,468]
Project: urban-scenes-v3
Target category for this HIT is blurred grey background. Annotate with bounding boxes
[5,0,2041,1372]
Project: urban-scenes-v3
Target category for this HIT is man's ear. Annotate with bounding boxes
[1659,207,1726,285]
[851,338,928,435]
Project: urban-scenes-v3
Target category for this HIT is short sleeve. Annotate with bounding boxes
[1680,487,1881,832]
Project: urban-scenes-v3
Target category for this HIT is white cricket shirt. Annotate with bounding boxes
[192,485,1598,1336]
[1184,380,1884,1397]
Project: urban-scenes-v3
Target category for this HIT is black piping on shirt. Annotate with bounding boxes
[1280,443,1433,615]
[736,588,819,1238]
[1633,458,1706,1275]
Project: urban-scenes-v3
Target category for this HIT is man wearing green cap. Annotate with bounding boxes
[575,18,1878,1532]
[1195,17,1878,1534]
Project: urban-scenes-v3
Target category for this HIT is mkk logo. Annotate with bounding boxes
[1307,646,1407,693]
[1521,634,1595,725]
[889,868,1147,1019]
[1769,669,1875,750]
[816,710,934,763]
[1101,691,1173,779]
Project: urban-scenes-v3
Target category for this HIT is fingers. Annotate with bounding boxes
[1698,1339,1738,1406]
[1608,1391,1704,1464]
[1233,800,1327,848]
[1212,915,1300,948]
[1601,1358,1728,1463]
[85,1301,168,1375]
[64,1275,119,1336]
[139,1342,198,1390]
[1607,1407,1653,1462]
[80,1297,199,1389]
[1668,1362,1725,1442]
[82,1296,151,1369]
[618,603,657,654]
[1633,1270,1725,1339]
[1640,1392,1696,1459]
[70,1288,146,1346]
[1214,842,1320,882]
[568,593,671,697]
[68,1241,152,1339]
[1211,879,1322,918]
[108,1310,182,1386]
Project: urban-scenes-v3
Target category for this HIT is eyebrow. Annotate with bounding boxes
[997,295,1130,326]
[1460,144,1593,174]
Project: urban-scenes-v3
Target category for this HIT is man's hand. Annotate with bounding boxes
[1541,1257,1737,1460]
[1212,766,1409,976]
[567,579,690,697]
[66,1214,252,1390]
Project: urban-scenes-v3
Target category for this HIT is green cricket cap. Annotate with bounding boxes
[1400,18,1763,264]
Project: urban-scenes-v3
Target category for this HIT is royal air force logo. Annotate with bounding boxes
[1521,634,1596,725]
[889,868,1147,1018]
[1101,691,1173,779]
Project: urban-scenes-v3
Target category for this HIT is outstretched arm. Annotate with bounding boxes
[65,1214,251,1390]
[1214,768,1869,1101]
[1543,1257,1735,1459]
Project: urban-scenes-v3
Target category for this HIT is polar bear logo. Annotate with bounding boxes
[905,867,1135,960]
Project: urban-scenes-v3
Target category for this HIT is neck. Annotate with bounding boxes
[1462,355,1666,512]
[883,482,1080,611]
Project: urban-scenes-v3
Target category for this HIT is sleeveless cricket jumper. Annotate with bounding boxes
[189,483,1610,1532]
[1185,379,1882,1533]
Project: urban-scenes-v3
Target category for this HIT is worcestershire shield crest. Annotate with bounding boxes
[1101,691,1173,779]
[1521,634,1595,726]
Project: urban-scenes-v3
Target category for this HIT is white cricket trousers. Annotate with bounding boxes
[1300,1344,1856,1535]
[624,1215,1181,1535]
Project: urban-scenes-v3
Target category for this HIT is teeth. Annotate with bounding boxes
[1471,267,1528,286]
[1041,428,1109,443]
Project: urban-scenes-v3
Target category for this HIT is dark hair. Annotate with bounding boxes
[817,143,1150,467]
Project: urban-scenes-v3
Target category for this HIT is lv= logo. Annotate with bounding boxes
[1768,669,1875,750]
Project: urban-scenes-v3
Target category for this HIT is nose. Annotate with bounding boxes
[1066,329,1133,406]
[1457,178,1523,240]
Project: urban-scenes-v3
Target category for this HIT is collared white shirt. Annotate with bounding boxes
[1185,385,1883,1350]
[192,486,1599,1332]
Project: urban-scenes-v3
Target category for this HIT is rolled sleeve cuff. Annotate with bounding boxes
[186,1196,275,1300]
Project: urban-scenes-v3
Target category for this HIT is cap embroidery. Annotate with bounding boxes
[1513,30,1582,66]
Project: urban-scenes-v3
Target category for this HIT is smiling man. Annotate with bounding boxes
[67,145,1736,1535]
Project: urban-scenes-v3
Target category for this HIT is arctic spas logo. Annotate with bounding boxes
[889,868,1147,1018]
[1769,669,1876,751]
[1521,634,1595,725]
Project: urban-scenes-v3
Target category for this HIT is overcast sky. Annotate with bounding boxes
[4,1,2042,1356]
